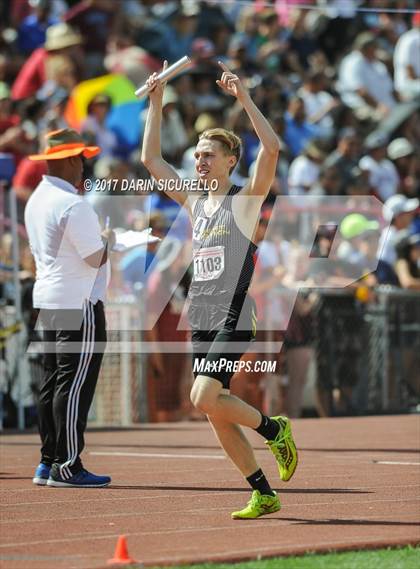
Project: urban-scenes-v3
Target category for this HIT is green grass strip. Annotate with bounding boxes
[144,546,420,569]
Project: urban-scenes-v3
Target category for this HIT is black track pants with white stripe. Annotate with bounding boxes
[38,300,106,477]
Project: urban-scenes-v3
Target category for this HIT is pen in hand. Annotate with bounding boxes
[102,216,115,250]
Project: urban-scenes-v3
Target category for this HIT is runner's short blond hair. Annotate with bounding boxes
[199,128,242,173]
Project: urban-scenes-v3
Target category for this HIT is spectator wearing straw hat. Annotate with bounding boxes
[11,22,83,101]
[25,128,114,488]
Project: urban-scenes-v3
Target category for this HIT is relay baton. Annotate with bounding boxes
[134,55,193,98]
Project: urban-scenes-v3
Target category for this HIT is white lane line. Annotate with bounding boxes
[2,497,419,533]
[2,482,420,507]
[374,461,420,466]
[2,516,419,549]
[300,455,420,463]
[90,451,226,460]
[3,505,420,526]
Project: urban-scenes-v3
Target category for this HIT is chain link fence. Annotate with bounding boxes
[313,287,420,416]
[366,287,420,414]
[89,301,146,426]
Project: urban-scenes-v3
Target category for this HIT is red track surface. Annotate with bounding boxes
[1,415,419,569]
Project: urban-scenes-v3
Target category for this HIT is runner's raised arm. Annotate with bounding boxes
[216,61,280,198]
[141,61,188,207]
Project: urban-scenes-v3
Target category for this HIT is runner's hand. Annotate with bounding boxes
[216,61,248,101]
[101,229,116,250]
[145,60,168,104]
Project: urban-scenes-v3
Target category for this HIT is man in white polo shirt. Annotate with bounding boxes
[25,128,115,488]
[394,12,420,101]
[338,33,396,120]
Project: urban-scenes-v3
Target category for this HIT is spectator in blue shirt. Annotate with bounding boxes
[284,96,319,158]
[18,0,58,55]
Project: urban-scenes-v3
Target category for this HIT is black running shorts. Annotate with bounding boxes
[189,294,257,389]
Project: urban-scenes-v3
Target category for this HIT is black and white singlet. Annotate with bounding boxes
[189,185,257,301]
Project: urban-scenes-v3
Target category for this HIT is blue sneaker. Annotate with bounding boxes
[32,463,51,486]
[47,466,111,488]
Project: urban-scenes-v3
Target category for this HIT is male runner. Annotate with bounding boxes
[141,61,298,518]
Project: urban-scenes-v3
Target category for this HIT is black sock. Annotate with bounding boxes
[246,468,275,497]
[255,413,280,440]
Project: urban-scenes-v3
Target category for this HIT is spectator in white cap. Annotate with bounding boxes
[388,137,415,162]
[387,137,417,198]
[377,194,419,266]
[394,11,420,101]
[359,131,399,202]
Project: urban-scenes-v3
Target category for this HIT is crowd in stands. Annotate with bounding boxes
[1,0,419,423]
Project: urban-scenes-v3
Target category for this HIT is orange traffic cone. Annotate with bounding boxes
[107,535,137,566]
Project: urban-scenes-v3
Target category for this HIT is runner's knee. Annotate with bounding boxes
[190,378,219,414]
[190,387,216,414]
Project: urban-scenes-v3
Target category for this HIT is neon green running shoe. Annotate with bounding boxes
[266,416,298,482]
[231,490,281,520]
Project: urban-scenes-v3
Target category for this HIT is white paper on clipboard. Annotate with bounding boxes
[112,228,161,252]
